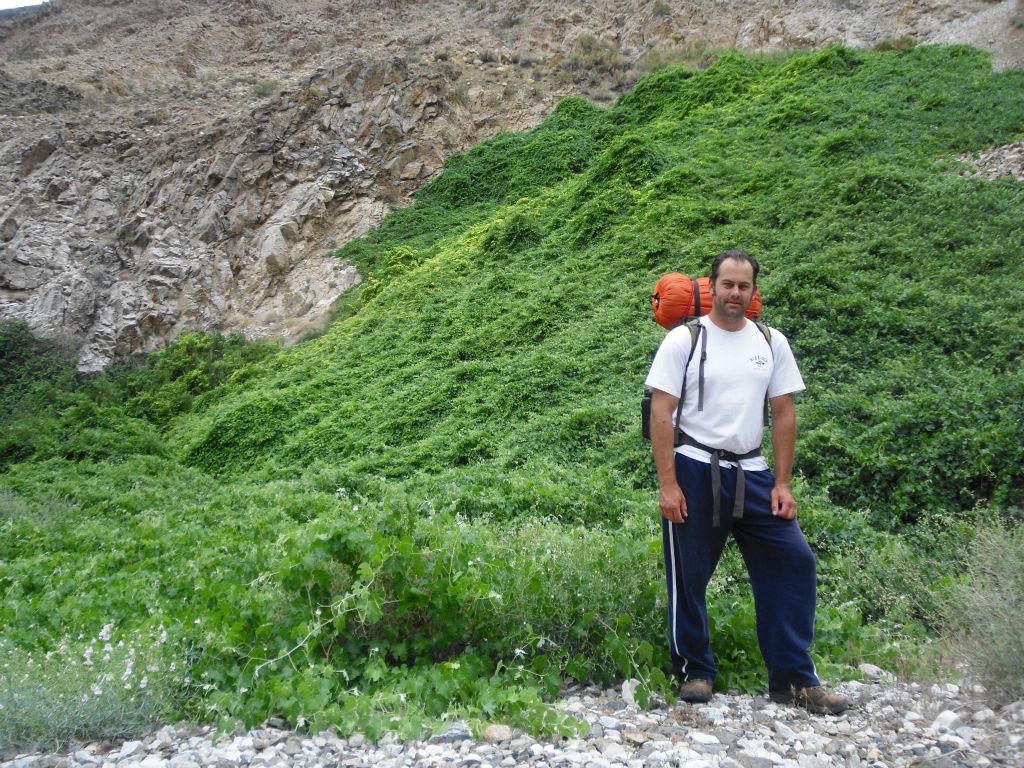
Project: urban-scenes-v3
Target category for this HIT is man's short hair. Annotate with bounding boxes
[711,249,760,286]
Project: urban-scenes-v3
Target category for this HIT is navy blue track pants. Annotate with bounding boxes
[661,452,820,691]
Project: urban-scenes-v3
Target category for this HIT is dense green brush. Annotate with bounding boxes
[2,45,1022,743]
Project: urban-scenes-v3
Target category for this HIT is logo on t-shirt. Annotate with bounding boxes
[750,354,769,370]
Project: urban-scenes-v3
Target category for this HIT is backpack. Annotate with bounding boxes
[651,272,761,330]
[641,273,772,445]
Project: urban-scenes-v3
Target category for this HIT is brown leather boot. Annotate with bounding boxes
[769,685,850,714]
[679,678,713,703]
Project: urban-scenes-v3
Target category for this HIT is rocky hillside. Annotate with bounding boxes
[2,0,1023,371]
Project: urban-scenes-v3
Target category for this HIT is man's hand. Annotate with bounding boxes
[771,483,797,519]
[659,482,687,523]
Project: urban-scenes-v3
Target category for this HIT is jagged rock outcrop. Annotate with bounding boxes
[1,57,479,371]
[1,0,1021,370]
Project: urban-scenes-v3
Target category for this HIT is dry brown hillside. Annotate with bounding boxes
[2,0,1022,370]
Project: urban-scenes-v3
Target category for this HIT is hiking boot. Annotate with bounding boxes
[679,678,713,703]
[769,685,850,715]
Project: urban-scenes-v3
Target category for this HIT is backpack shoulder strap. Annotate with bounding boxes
[753,320,773,426]
[673,318,705,447]
[753,320,772,352]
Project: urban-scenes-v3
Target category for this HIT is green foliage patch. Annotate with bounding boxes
[3,45,1024,742]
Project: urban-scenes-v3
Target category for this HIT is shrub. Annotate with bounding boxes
[940,523,1024,705]
[873,36,917,52]
[0,320,76,419]
[252,79,282,98]
[495,13,520,30]
[0,625,182,751]
[118,331,280,427]
[562,34,629,85]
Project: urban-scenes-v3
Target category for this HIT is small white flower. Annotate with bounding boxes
[99,622,114,642]
[139,676,148,690]
[91,684,103,696]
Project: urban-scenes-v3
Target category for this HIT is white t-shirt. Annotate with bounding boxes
[644,316,805,470]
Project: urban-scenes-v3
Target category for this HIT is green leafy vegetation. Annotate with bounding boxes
[2,45,1023,745]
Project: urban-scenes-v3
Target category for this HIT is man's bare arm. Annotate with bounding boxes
[651,389,686,523]
[769,393,798,519]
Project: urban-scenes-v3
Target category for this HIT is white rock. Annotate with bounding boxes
[118,742,144,760]
[930,710,962,732]
[598,742,627,760]
[689,731,720,745]
[621,679,640,707]
[774,721,797,741]
[938,734,970,751]
[973,708,995,722]
[858,663,895,683]
[621,730,647,745]
[955,726,978,742]
[484,725,512,743]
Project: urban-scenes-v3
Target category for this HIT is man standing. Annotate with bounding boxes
[645,249,849,714]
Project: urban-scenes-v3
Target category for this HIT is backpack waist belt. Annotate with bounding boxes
[680,433,761,528]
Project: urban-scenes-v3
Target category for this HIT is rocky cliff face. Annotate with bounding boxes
[1,55,479,370]
[2,0,1022,370]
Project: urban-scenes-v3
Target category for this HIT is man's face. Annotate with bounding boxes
[711,258,755,321]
